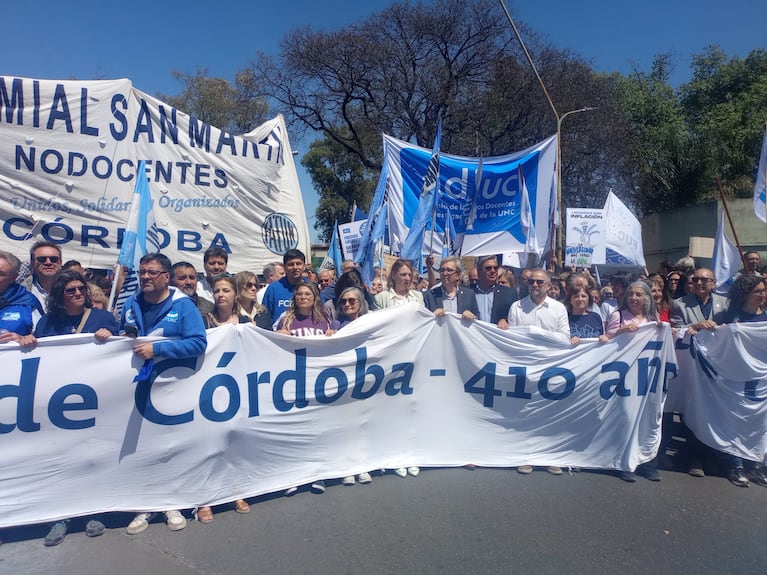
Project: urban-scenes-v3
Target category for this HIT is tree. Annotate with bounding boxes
[159,68,269,135]
[302,134,377,241]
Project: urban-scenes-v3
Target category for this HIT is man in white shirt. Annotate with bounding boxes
[507,268,570,477]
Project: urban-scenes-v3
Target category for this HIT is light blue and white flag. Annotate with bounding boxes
[519,164,539,255]
[385,133,556,259]
[118,160,161,269]
[754,127,767,223]
[400,121,442,261]
[712,210,741,294]
[320,220,344,273]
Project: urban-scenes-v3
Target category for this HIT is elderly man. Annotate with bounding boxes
[121,253,207,534]
[741,251,764,276]
[670,267,730,480]
[424,256,479,320]
[196,247,228,302]
[257,262,285,304]
[0,251,43,344]
[471,256,517,329]
[23,240,62,314]
[507,268,570,477]
[171,261,213,316]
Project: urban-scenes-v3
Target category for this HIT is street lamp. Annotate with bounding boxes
[555,106,597,266]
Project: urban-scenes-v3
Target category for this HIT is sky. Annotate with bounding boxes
[4,0,765,242]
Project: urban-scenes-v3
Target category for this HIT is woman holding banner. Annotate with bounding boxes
[197,275,252,523]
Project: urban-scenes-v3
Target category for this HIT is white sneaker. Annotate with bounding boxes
[342,475,355,486]
[407,466,420,477]
[357,472,372,484]
[126,513,153,535]
[164,510,186,531]
[310,480,326,494]
[284,486,298,496]
[394,467,407,478]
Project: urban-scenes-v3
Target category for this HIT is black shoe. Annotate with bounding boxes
[637,465,661,482]
[618,471,637,483]
[44,521,68,546]
[748,468,767,488]
[727,467,749,487]
[85,520,105,537]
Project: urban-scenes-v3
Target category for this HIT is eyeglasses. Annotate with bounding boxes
[64,285,88,296]
[318,279,331,285]
[339,297,359,305]
[482,265,498,271]
[35,255,60,264]
[139,269,168,278]
[245,281,258,289]
[439,268,457,274]
[691,277,714,283]
[752,289,767,295]
[527,278,546,286]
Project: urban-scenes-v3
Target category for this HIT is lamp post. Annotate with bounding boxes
[555,106,597,267]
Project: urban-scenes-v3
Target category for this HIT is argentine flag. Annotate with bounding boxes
[118,160,161,269]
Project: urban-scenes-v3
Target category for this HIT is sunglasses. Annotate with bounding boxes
[64,285,88,296]
[339,297,359,305]
[483,265,498,271]
[245,281,258,289]
[36,255,60,264]
[527,278,546,286]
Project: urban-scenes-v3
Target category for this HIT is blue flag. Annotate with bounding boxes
[355,163,390,277]
[754,127,767,223]
[118,160,160,269]
[401,120,441,261]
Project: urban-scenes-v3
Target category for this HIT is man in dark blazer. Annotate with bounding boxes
[471,255,517,329]
[423,256,479,320]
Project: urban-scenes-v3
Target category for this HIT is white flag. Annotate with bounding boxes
[712,210,741,294]
[754,127,767,223]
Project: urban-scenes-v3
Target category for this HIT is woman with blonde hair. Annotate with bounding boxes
[234,271,272,330]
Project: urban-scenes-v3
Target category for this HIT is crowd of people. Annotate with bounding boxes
[1,242,766,546]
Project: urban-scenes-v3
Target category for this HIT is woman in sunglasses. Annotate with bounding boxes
[27,270,119,546]
[33,270,118,340]
[234,271,272,330]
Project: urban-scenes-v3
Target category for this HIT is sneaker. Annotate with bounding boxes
[394,467,408,478]
[407,466,420,477]
[126,513,153,535]
[618,471,637,483]
[547,466,563,475]
[748,467,767,488]
[164,510,187,531]
[688,460,705,477]
[85,520,105,537]
[44,521,67,546]
[727,467,749,488]
[357,472,372,484]
[284,486,299,497]
[342,475,355,486]
[310,480,326,494]
[517,465,534,474]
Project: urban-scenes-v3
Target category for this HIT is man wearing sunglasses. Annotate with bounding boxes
[23,240,62,313]
[471,255,517,329]
[670,267,728,333]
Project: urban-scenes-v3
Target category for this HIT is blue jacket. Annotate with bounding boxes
[35,308,120,337]
[121,287,207,359]
[0,283,43,335]
[262,277,299,322]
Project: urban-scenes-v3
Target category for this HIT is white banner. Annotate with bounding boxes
[0,76,311,271]
[670,325,767,463]
[603,191,646,266]
[383,134,557,258]
[339,219,367,260]
[0,306,677,527]
[565,208,606,266]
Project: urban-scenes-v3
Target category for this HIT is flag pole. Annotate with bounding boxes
[716,177,748,271]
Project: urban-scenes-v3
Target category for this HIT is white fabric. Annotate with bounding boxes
[565,208,607,266]
[712,210,741,294]
[603,192,646,266]
[507,295,571,341]
[0,77,311,271]
[0,305,678,527]
[754,128,767,223]
[669,325,767,463]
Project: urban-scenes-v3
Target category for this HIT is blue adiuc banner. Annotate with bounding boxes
[383,133,557,258]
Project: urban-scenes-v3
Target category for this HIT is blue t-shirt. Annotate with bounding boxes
[569,312,605,339]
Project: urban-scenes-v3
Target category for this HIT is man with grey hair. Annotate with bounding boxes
[24,240,62,311]
[423,256,479,320]
[0,251,44,343]
[471,255,517,329]
[257,262,285,304]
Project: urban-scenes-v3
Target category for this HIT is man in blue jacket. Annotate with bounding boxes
[120,252,207,535]
[0,250,43,343]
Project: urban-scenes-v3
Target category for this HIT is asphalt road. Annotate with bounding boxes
[2,462,766,575]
